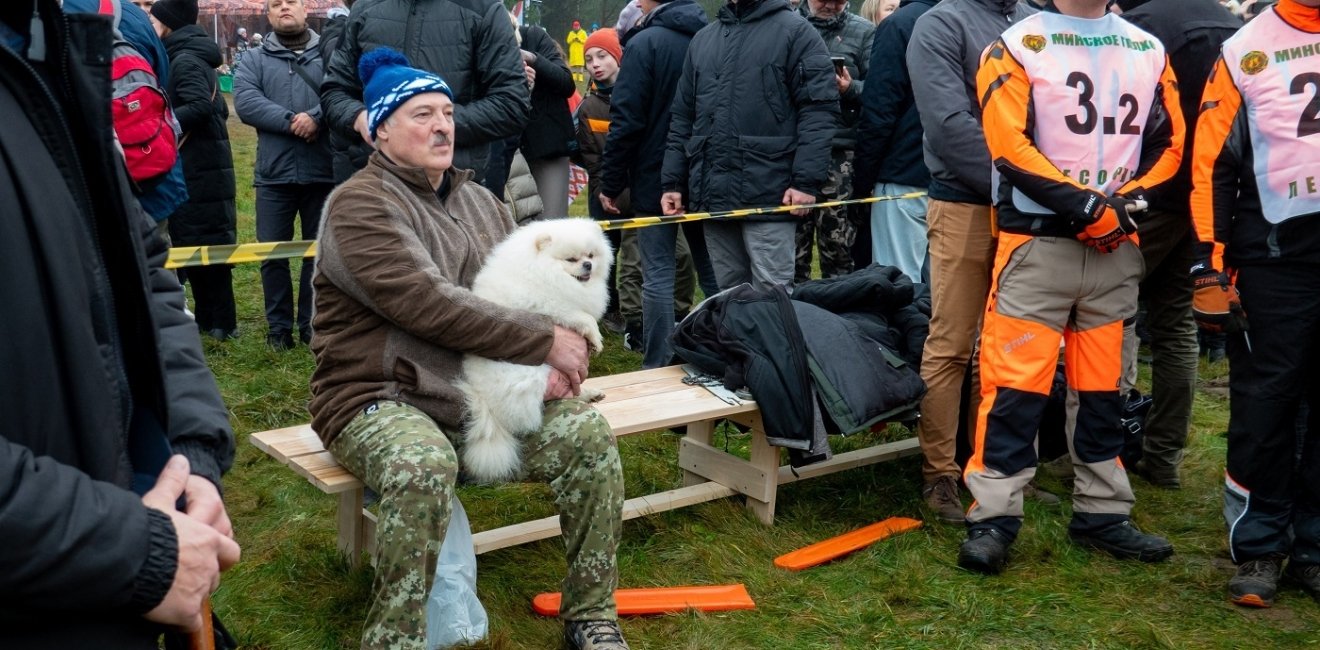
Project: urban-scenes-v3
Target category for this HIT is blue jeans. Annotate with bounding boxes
[638,222,719,368]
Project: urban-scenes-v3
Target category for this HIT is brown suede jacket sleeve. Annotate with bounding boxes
[320,166,555,366]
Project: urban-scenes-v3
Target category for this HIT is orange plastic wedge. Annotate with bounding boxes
[532,584,756,617]
[774,516,923,571]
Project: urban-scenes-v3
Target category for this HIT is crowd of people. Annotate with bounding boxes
[2,0,1318,648]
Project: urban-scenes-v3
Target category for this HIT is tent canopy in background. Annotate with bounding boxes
[200,0,341,16]
[196,0,343,64]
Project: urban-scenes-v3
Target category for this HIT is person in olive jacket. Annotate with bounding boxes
[661,0,839,291]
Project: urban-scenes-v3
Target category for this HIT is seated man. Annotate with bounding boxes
[308,49,628,650]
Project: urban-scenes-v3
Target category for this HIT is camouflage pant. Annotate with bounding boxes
[794,149,857,284]
[328,399,624,650]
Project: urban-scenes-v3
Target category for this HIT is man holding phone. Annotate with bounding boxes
[794,0,876,283]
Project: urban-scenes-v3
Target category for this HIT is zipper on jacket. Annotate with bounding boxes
[15,11,138,437]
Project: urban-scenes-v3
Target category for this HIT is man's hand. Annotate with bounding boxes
[141,456,241,632]
[544,368,577,402]
[524,63,537,90]
[1191,267,1248,333]
[545,325,589,396]
[836,66,852,95]
[184,474,234,539]
[290,112,319,141]
[600,194,621,215]
[353,110,373,147]
[782,188,815,217]
[1079,196,1141,253]
[520,49,538,66]
[661,191,684,216]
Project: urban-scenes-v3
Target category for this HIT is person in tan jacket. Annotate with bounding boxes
[309,49,629,650]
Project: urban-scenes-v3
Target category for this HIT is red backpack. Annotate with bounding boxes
[110,41,179,183]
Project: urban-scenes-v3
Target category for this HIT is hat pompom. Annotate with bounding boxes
[359,47,410,86]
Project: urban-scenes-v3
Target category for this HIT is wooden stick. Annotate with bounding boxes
[188,597,214,650]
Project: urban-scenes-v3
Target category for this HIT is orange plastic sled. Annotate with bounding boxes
[774,517,923,571]
[532,584,756,617]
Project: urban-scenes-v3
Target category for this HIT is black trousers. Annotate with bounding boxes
[255,183,332,335]
[1225,263,1320,564]
[178,264,236,333]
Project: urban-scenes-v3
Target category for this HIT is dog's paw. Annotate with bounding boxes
[581,387,606,402]
[585,327,604,354]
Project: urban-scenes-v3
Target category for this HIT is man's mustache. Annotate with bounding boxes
[433,134,451,147]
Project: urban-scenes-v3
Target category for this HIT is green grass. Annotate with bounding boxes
[207,101,1320,649]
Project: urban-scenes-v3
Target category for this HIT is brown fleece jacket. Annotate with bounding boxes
[309,152,555,445]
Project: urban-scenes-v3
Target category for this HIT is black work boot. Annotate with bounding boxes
[1230,554,1285,608]
[1069,520,1173,562]
[1287,561,1320,601]
[565,620,630,650]
[958,528,1011,575]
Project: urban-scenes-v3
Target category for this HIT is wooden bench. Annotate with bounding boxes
[251,365,921,565]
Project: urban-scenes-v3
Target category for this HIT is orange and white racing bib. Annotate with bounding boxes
[1221,8,1320,224]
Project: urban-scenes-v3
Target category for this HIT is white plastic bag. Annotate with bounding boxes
[425,496,488,649]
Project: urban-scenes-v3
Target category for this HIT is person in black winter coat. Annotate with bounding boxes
[318,2,371,183]
[0,1,240,647]
[153,0,239,340]
[518,23,576,217]
[320,0,531,183]
[853,0,934,284]
[661,0,839,291]
[599,0,720,369]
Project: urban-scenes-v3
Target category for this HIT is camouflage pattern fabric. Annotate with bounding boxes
[795,149,857,284]
[328,398,624,649]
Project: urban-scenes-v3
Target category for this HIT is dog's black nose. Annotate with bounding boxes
[582,260,593,272]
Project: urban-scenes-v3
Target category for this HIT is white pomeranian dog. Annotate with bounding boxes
[457,218,613,483]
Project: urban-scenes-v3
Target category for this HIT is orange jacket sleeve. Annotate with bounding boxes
[1117,55,1185,201]
[1190,56,1245,273]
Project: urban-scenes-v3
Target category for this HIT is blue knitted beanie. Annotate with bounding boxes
[359,48,454,140]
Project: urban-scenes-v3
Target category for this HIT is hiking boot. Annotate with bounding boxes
[565,620,630,650]
[921,475,964,524]
[1132,458,1181,489]
[1287,561,1320,600]
[1023,480,1062,507]
[1229,555,1285,608]
[958,528,1011,575]
[1069,520,1173,563]
[267,329,295,351]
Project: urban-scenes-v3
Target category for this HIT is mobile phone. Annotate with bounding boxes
[831,56,846,72]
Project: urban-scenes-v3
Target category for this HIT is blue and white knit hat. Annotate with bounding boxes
[359,47,454,140]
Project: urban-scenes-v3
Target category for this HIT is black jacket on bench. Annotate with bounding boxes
[0,4,234,647]
[673,281,926,466]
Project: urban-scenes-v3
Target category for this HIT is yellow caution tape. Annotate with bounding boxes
[166,240,317,269]
[164,192,927,268]
[594,191,928,231]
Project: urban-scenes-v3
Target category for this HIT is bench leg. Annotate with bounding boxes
[337,488,366,567]
[746,429,779,525]
[682,420,715,487]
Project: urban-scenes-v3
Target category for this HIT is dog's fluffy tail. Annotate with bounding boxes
[458,381,524,483]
